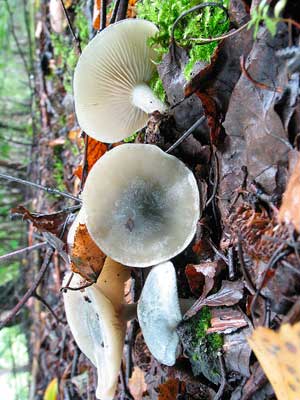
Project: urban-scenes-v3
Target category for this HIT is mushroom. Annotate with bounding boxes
[137,261,189,366]
[73,19,166,143]
[63,257,134,400]
[82,144,200,267]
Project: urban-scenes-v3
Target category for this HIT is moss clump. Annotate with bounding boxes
[177,306,223,384]
[137,0,229,89]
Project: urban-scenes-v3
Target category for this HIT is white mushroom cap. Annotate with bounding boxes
[73,19,166,143]
[82,144,200,267]
[137,261,182,366]
[63,272,126,400]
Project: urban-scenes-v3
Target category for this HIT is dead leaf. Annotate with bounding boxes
[278,154,300,231]
[71,223,105,282]
[185,261,221,297]
[223,327,252,378]
[43,378,58,400]
[128,366,147,400]
[93,0,101,30]
[11,206,68,236]
[248,323,300,400]
[185,280,244,319]
[207,307,248,334]
[74,137,107,180]
[157,378,186,400]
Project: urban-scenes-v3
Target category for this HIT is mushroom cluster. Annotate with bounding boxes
[64,17,200,400]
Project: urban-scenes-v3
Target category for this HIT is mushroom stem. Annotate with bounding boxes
[179,298,196,315]
[132,83,166,114]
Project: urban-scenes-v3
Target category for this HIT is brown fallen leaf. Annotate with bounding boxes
[157,378,186,400]
[185,261,223,297]
[207,307,248,334]
[11,206,68,236]
[128,366,147,400]
[248,323,300,400]
[278,154,300,232]
[184,280,244,319]
[93,0,101,30]
[74,136,107,180]
[71,223,105,282]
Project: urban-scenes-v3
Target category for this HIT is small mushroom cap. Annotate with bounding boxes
[63,272,126,400]
[73,19,163,143]
[137,261,182,366]
[82,144,200,267]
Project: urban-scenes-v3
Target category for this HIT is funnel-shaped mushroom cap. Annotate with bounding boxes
[82,144,199,267]
[63,273,126,400]
[137,261,182,366]
[74,19,166,143]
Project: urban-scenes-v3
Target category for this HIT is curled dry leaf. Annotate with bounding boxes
[157,378,186,400]
[278,154,300,232]
[71,223,105,282]
[248,323,300,400]
[74,137,107,180]
[11,206,68,236]
[128,366,147,400]
[185,280,244,319]
[185,261,223,297]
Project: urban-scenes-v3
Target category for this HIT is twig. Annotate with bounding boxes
[0,248,54,330]
[240,55,283,93]
[189,21,249,44]
[0,172,82,203]
[100,0,107,31]
[0,242,47,263]
[237,235,256,295]
[116,0,129,22]
[215,353,227,400]
[166,116,206,153]
[206,149,219,207]
[61,281,95,292]
[33,292,65,324]
[59,0,82,54]
[110,0,121,24]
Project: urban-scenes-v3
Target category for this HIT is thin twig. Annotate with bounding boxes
[237,235,256,295]
[116,0,129,22]
[61,281,95,292]
[189,21,249,44]
[166,116,206,153]
[59,0,81,53]
[215,353,227,400]
[110,0,121,24]
[206,149,219,207]
[0,248,54,330]
[240,55,283,93]
[100,0,107,31]
[0,242,47,263]
[0,172,82,203]
[33,292,65,324]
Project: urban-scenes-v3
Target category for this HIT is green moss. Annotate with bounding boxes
[124,132,138,142]
[194,306,223,351]
[137,0,229,87]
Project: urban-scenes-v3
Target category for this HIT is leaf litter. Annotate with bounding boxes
[7,0,300,399]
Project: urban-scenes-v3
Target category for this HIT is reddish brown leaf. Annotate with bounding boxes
[185,261,223,297]
[157,378,186,400]
[93,0,101,30]
[207,307,248,334]
[11,206,68,236]
[71,223,105,282]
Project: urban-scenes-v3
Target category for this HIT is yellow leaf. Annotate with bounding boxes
[248,323,300,400]
[43,378,58,400]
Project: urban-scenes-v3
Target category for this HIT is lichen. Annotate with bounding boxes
[137,0,230,94]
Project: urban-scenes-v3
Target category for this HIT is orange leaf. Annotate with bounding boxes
[74,137,107,180]
[248,323,300,400]
[157,379,186,400]
[278,154,300,232]
[71,223,105,282]
[93,0,101,30]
